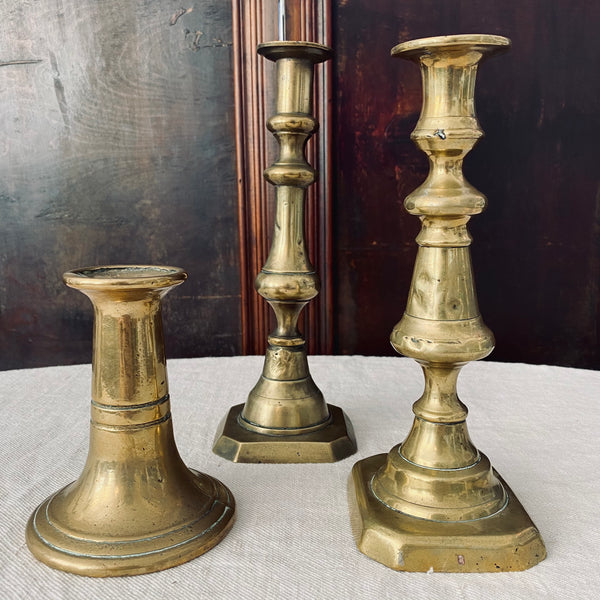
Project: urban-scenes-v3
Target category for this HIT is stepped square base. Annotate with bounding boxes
[213,404,356,463]
[349,453,546,572]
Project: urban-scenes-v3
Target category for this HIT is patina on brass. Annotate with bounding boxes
[213,42,356,463]
[26,266,235,577]
[350,35,546,572]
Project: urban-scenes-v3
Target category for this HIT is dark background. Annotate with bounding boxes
[1,0,598,370]
[0,1,241,369]
[332,0,600,368]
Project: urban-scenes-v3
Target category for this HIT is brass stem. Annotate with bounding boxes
[213,42,356,462]
[381,36,507,510]
[240,42,331,433]
[350,35,545,572]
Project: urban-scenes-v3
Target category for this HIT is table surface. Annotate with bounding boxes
[1,355,599,599]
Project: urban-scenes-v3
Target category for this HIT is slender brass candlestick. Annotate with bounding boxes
[350,35,546,572]
[213,42,356,463]
[26,266,235,576]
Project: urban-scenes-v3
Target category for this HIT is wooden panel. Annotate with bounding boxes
[3,1,597,370]
[286,0,334,355]
[0,1,241,369]
[232,0,278,356]
[233,0,333,355]
[332,0,600,368]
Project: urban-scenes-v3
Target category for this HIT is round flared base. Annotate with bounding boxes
[25,470,235,577]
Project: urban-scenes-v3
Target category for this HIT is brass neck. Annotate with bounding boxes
[397,35,510,248]
[63,266,185,428]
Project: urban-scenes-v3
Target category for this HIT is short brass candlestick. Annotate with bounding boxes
[213,42,356,463]
[350,35,546,572]
[26,266,235,577]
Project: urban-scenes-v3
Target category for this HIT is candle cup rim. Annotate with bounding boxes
[391,34,511,59]
[258,41,333,63]
[63,265,187,289]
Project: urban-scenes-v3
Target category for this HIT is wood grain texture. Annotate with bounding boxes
[332,0,600,368]
[285,0,334,355]
[232,0,278,356]
[0,0,241,369]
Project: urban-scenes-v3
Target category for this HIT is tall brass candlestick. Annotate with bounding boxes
[213,42,356,463]
[350,35,546,572]
[26,266,235,576]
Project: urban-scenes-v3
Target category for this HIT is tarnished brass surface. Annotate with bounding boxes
[213,42,356,463]
[26,266,235,577]
[350,455,546,572]
[350,35,546,571]
[214,404,356,463]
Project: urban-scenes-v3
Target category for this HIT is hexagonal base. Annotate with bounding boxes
[349,453,546,572]
[213,404,356,463]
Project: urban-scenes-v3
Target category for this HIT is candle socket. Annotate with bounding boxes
[213,42,356,463]
[349,35,546,572]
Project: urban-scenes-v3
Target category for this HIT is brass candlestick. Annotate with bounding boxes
[350,35,546,572]
[213,42,356,463]
[26,266,235,577]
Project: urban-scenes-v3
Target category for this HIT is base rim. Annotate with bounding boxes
[213,404,357,463]
[349,453,546,572]
[25,472,235,577]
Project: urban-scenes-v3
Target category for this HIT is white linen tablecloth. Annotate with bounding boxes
[1,355,599,599]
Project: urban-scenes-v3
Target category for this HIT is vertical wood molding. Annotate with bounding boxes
[232,0,277,355]
[233,0,333,355]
